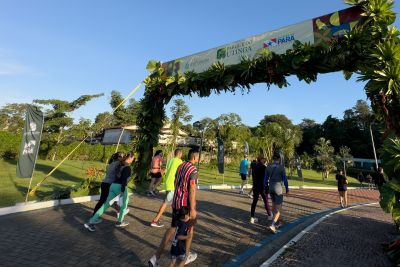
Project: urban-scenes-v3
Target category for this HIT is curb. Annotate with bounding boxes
[222,202,379,267]
[260,202,379,266]
[0,185,370,217]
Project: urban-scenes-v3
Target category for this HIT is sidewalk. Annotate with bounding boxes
[0,188,382,266]
[270,204,394,267]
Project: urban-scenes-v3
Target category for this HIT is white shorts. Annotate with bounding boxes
[164,190,174,204]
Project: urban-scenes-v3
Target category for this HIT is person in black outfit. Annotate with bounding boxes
[247,159,257,198]
[250,156,272,224]
[169,207,191,267]
[375,167,386,187]
[336,169,348,208]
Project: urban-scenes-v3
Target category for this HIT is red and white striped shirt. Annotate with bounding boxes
[172,161,198,210]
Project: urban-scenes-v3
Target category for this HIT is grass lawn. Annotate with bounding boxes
[0,159,361,208]
[193,164,360,188]
[0,159,105,207]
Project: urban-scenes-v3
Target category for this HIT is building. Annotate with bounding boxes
[352,158,381,170]
[101,124,200,147]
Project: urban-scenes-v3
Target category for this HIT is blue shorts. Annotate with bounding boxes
[170,254,186,260]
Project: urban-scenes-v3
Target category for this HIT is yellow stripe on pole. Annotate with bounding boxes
[28,82,142,197]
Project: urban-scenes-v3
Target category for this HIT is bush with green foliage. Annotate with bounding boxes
[46,142,132,162]
[0,131,21,159]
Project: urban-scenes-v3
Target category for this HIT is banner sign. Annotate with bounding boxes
[17,105,44,178]
[217,137,224,174]
[244,141,249,155]
[162,6,362,75]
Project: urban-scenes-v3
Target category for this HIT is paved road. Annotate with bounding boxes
[0,189,381,266]
[270,204,394,267]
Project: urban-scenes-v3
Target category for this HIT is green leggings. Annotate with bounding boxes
[90,183,129,223]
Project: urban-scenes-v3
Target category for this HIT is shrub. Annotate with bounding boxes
[0,131,21,159]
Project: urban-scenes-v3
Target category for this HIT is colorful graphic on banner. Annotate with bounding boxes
[161,6,362,75]
[313,6,362,45]
[17,105,44,178]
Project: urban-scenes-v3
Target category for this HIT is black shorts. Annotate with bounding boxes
[171,208,197,229]
[338,186,347,192]
[150,172,162,179]
[240,174,247,180]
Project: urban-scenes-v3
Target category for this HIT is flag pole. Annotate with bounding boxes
[25,111,44,204]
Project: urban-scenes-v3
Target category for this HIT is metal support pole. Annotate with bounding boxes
[369,124,379,170]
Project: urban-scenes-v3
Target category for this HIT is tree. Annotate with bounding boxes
[169,99,192,152]
[93,112,113,134]
[110,91,139,126]
[0,103,30,134]
[214,113,250,153]
[259,114,294,130]
[34,93,103,160]
[68,118,93,142]
[297,118,323,155]
[314,137,335,180]
[337,146,353,176]
[300,152,314,170]
[257,114,302,162]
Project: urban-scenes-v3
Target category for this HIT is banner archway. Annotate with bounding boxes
[135,0,399,219]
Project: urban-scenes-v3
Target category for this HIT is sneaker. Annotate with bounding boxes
[275,221,283,229]
[91,218,102,224]
[150,220,164,228]
[147,191,154,196]
[148,255,160,267]
[248,193,253,199]
[268,224,277,234]
[84,223,96,232]
[239,190,244,194]
[185,251,198,265]
[250,217,258,224]
[115,221,129,228]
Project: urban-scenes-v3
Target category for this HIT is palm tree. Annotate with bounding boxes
[169,99,193,153]
[314,138,335,180]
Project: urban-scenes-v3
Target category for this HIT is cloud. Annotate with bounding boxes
[0,61,42,76]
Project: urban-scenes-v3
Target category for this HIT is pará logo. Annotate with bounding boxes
[264,34,295,48]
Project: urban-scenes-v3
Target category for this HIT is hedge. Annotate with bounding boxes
[0,131,21,159]
[46,142,133,162]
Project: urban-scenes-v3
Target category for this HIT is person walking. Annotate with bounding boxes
[239,155,249,194]
[84,152,135,231]
[247,158,257,198]
[168,207,191,267]
[265,152,289,234]
[250,156,272,224]
[150,148,183,228]
[336,169,348,208]
[357,171,364,187]
[91,152,125,220]
[375,167,386,188]
[148,150,164,196]
[149,149,199,267]
[366,173,374,190]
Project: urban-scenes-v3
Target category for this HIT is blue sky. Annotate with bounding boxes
[1,0,399,126]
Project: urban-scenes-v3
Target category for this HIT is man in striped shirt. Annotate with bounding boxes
[149,148,199,267]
